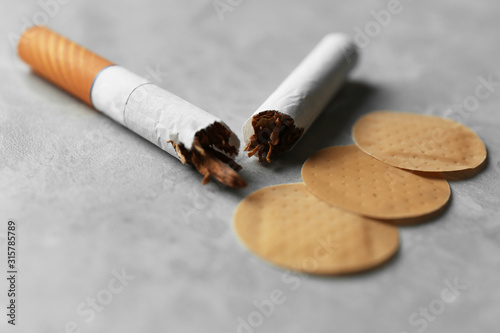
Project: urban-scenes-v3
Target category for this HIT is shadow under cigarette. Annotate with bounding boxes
[267,80,377,169]
[21,69,91,107]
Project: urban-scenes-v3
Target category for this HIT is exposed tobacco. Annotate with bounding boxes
[170,122,247,188]
[244,111,304,163]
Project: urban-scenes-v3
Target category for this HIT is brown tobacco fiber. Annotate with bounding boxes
[244,111,304,163]
[171,122,247,188]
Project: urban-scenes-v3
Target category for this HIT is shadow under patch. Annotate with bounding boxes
[442,153,489,181]
[377,193,452,227]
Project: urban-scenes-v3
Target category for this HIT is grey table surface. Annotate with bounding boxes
[1,0,500,332]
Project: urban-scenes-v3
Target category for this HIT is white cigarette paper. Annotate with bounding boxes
[91,66,240,159]
[17,25,246,187]
[242,33,358,161]
[90,66,246,188]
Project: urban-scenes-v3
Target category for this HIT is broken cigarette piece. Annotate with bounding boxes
[170,122,246,188]
[244,111,303,163]
[243,33,358,163]
[17,26,246,188]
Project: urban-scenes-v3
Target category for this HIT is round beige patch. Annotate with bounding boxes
[352,111,487,172]
[301,145,450,219]
[233,183,399,275]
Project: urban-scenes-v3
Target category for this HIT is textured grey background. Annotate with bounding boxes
[1,0,500,332]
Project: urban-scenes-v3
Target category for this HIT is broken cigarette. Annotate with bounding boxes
[18,26,246,188]
[242,33,358,163]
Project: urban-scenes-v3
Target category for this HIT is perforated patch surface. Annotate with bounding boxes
[233,183,399,275]
[353,111,487,172]
[302,145,451,219]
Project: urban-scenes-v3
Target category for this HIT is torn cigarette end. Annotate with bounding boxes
[170,122,247,188]
[243,111,304,163]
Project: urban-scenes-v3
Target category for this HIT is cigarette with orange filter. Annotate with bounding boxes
[17,26,246,188]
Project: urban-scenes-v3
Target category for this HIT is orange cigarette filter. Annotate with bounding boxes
[18,25,113,105]
[17,26,246,188]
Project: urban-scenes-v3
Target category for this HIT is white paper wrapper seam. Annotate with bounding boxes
[91,66,240,160]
